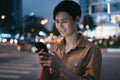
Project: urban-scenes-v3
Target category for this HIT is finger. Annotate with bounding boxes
[38,51,47,56]
[38,49,47,54]
[38,56,43,61]
[49,51,56,56]
[38,60,46,64]
[38,55,48,60]
[39,49,44,53]
[42,63,50,67]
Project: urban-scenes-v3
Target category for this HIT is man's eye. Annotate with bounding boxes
[63,20,68,22]
[55,21,59,23]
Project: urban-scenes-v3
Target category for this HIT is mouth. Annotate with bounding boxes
[60,29,66,33]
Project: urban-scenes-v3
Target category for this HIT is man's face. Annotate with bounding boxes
[54,11,78,37]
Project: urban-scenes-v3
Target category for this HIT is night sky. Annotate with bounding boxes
[22,0,61,31]
[22,0,79,31]
[0,0,79,32]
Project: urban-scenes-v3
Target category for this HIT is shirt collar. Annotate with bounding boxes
[77,34,86,48]
[59,33,86,50]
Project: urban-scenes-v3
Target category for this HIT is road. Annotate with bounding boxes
[0,53,40,80]
[0,43,40,80]
[0,43,120,80]
[101,52,120,80]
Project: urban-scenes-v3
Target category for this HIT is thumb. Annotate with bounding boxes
[48,50,56,56]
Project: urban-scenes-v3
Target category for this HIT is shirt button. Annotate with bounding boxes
[75,63,78,66]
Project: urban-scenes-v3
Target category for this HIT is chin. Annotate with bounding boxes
[61,34,68,37]
[60,34,65,37]
[60,32,68,37]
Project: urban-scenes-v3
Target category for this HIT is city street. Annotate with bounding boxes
[101,52,120,80]
[0,52,39,80]
[0,0,120,80]
[0,43,120,80]
[0,43,40,80]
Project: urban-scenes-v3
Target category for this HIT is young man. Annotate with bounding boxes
[38,1,102,80]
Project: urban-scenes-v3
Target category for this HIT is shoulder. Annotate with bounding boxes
[86,42,102,62]
[80,34,101,56]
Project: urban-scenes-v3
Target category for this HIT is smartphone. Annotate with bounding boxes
[34,42,48,53]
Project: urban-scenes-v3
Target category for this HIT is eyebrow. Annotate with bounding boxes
[55,17,69,21]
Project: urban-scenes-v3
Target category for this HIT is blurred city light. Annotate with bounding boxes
[107,3,110,14]
[79,24,84,29]
[39,31,47,36]
[0,38,2,42]
[14,39,18,44]
[39,31,44,36]
[10,38,18,45]
[31,28,35,32]
[46,43,51,49]
[20,35,24,40]
[10,39,14,44]
[39,39,45,43]
[2,38,7,43]
[1,15,5,19]
[86,25,90,29]
[40,19,48,25]
[31,46,38,53]
[49,33,53,37]
[93,23,120,39]
[1,33,12,38]
[15,33,20,39]
[29,12,35,16]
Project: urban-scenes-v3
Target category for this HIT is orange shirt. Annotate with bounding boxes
[50,33,102,80]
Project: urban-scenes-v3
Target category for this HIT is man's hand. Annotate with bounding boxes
[38,50,62,71]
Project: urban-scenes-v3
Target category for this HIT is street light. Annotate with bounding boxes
[0,15,6,32]
[1,15,5,20]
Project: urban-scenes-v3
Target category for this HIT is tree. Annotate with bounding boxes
[23,15,49,38]
[83,15,96,30]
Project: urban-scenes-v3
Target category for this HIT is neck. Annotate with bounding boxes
[64,32,80,54]
[65,32,80,47]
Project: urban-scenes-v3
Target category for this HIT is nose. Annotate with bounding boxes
[59,21,63,28]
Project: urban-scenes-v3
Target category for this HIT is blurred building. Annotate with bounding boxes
[0,0,22,34]
[79,0,89,23]
[77,0,120,39]
[90,0,120,24]
[79,0,89,16]
[86,0,120,39]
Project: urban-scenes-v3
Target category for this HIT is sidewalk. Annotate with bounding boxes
[101,48,120,53]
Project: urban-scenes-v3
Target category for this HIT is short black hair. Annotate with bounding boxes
[53,0,81,21]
